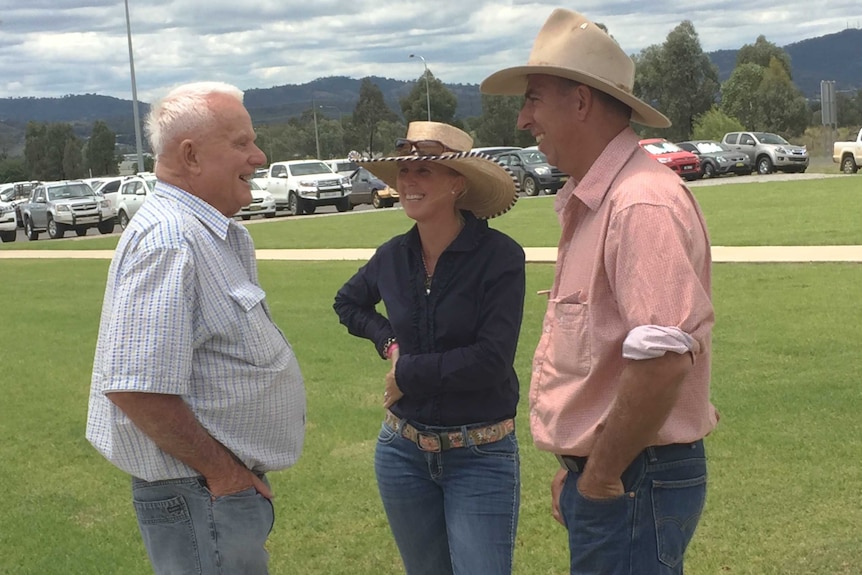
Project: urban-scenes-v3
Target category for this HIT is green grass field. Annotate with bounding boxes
[2,175,860,251]
[0,177,860,574]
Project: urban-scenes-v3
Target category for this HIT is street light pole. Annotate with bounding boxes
[409,54,431,121]
[312,99,321,159]
[124,0,145,173]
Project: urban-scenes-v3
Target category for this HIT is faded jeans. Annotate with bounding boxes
[560,440,707,575]
[131,474,274,574]
[375,418,520,575]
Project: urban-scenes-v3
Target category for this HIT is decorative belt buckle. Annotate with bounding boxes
[416,431,442,452]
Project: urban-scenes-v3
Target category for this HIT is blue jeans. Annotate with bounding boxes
[375,418,520,575]
[560,441,707,575]
[131,474,274,574]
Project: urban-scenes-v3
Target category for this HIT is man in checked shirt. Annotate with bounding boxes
[86,81,305,574]
[482,9,718,575]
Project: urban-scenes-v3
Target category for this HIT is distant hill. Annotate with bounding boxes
[709,28,862,96]
[0,27,859,153]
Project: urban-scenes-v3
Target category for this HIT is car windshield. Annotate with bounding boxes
[642,141,681,154]
[521,151,549,164]
[250,179,262,190]
[0,190,13,202]
[47,184,94,200]
[143,176,157,191]
[694,142,726,153]
[754,132,789,145]
[335,161,358,172]
[289,162,332,176]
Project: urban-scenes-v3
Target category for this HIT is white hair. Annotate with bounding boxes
[145,81,244,157]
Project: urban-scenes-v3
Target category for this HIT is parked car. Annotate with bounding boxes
[21,180,114,240]
[638,138,701,181]
[0,197,17,242]
[115,173,157,229]
[676,140,752,178]
[257,160,352,215]
[470,146,522,157]
[721,131,809,174]
[495,149,568,196]
[0,181,39,228]
[235,179,276,220]
[350,167,399,209]
[832,127,862,174]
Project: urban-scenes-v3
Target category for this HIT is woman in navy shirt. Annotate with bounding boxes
[334,122,526,575]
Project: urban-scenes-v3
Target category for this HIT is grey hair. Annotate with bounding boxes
[145,81,244,158]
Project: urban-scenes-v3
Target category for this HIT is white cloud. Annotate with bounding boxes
[0,0,858,101]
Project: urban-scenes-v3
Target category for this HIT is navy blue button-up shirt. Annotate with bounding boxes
[334,212,526,426]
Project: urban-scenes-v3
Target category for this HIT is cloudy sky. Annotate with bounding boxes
[1,0,859,103]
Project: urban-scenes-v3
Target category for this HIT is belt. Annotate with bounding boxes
[556,440,704,474]
[384,410,515,453]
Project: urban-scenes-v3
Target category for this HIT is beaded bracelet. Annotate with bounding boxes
[382,337,397,359]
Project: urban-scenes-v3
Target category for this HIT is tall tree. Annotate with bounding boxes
[63,138,85,179]
[736,35,792,78]
[633,21,719,141]
[472,95,534,147]
[720,63,765,129]
[24,122,49,180]
[691,106,746,141]
[400,70,458,124]
[85,121,118,176]
[755,58,809,134]
[352,78,398,156]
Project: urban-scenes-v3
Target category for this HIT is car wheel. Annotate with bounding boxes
[303,204,317,215]
[264,212,276,218]
[703,162,716,179]
[757,156,773,175]
[289,193,301,216]
[241,215,251,221]
[372,190,383,209]
[47,216,65,239]
[98,220,115,235]
[0,229,15,243]
[75,228,87,237]
[336,197,350,212]
[841,156,858,174]
[523,176,539,196]
[118,210,130,230]
[24,218,38,241]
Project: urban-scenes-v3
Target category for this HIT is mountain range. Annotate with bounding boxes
[1,28,860,154]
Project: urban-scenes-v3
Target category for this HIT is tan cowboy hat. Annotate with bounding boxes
[358,121,519,219]
[480,8,671,128]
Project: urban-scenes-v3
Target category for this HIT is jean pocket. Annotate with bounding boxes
[652,474,707,568]
[377,422,399,445]
[133,495,202,574]
[469,433,518,459]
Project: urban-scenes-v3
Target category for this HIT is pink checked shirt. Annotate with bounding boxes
[530,127,719,456]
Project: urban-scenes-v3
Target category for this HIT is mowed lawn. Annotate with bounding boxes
[1,176,861,574]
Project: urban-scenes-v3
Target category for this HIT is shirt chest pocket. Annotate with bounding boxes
[221,283,284,366]
[548,294,591,378]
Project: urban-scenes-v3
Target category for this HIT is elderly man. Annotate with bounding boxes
[86,82,305,574]
[482,9,718,575]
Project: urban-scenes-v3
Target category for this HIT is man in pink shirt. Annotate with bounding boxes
[482,8,719,574]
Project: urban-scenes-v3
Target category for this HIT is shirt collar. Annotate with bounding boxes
[555,126,641,216]
[153,181,235,240]
[401,210,488,254]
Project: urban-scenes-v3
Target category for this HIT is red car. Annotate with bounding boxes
[638,138,701,181]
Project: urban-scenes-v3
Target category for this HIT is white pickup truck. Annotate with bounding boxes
[255,160,352,216]
[833,128,862,174]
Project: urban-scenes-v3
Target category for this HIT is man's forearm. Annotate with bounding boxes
[586,352,691,482]
[107,391,240,478]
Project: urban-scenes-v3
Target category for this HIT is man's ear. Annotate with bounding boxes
[179,139,202,175]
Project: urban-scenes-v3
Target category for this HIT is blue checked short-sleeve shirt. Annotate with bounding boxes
[86,182,306,481]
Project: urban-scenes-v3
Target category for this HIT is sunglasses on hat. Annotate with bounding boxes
[395,138,458,156]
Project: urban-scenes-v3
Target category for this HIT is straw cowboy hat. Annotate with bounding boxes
[480,8,671,128]
[359,122,519,219]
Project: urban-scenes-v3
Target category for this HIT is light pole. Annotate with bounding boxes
[312,101,321,159]
[124,0,145,174]
[409,54,432,121]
